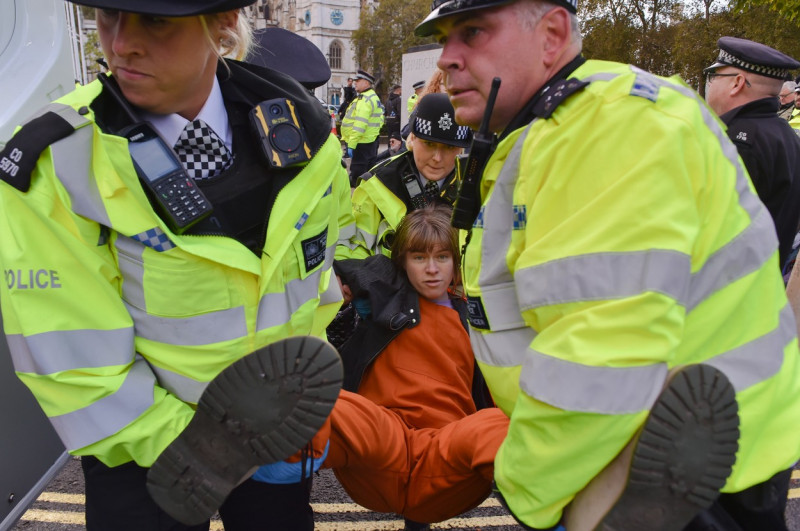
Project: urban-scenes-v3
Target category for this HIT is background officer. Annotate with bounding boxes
[407,80,425,114]
[778,80,797,120]
[341,69,385,186]
[416,0,800,529]
[704,36,800,270]
[348,93,472,258]
[0,0,352,529]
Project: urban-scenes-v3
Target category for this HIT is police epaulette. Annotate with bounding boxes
[533,78,590,119]
[361,157,394,181]
[0,103,90,192]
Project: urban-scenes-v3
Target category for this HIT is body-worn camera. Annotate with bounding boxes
[249,99,312,168]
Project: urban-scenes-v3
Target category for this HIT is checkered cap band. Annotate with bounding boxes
[717,49,792,80]
[131,227,176,252]
[415,117,433,136]
[456,125,470,140]
[173,119,233,180]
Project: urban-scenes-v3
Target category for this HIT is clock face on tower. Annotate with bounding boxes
[330,9,343,25]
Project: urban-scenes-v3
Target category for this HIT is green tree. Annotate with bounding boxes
[351,0,433,97]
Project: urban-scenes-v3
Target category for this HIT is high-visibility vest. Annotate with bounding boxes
[462,59,800,528]
[0,81,356,467]
[341,88,384,149]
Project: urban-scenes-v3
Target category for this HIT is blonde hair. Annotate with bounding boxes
[201,10,254,63]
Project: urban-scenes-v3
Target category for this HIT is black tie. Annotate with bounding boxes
[173,119,233,180]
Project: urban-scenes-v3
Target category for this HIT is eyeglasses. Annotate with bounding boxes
[705,72,738,81]
[705,71,751,87]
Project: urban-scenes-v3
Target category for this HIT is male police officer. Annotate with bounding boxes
[341,69,385,186]
[704,37,800,270]
[416,1,800,530]
[778,80,797,120]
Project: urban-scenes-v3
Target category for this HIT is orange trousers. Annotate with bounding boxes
[323,389,510,523]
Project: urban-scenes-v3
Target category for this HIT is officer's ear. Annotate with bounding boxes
[539,7,573,69]
[406,133,416,152]
[729,73,750,96]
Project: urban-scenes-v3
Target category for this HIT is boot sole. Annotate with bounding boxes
[146,336,342,525]
[596,364,739,531]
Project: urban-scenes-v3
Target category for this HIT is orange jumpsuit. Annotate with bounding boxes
[323,297,510,523]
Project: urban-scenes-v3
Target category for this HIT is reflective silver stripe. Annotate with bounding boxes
[635,69,776,310]
[688,207,776,310]
[7,328,134,375]
[50,123,111,226]
[521,350,668,414]
[49,355,156,451]
[338,221,356,242]
[516,250,691,310]
[256,246,335,331]
[354,225,378,254]
[479,123,535,287]
[706,303,796,392]
[151,364,207,404]
[126,303,248,346]
[350,125,367,133]
[471,326,535,367]
[582,72,620,83]
[477,69,774,330]
[518,302,797,414]
[319,269,343,306]
[50,103,92,129]
[116,236,147,310]
[481,282,525,330]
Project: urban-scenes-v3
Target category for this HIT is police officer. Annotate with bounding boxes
[348,93,472,258]
[416,1,800,530]
[704,36,800,270]
[0,1,352,529]
[341,69,385,186]
[407,79,425,114]
[778,80,797,120]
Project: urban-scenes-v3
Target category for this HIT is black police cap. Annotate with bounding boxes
[415,0,578,37]
[355,70,376,84]
[704,37,800,81]
[67,0,255,16]
[246,27,331,89]
[410,93,472,148]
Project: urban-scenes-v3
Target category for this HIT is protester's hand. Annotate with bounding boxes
[251,442,329,484]
[337,275,353,304]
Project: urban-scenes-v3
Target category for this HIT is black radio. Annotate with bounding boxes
[96,71,213,234]
[402,173,427,211]
[250,99,312,168]
[122,123,213,233]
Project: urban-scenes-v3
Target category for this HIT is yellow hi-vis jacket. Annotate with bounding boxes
[341,88,384,150]
[461,59,800,528]
[0,81,356,468]
[789,107,800,132]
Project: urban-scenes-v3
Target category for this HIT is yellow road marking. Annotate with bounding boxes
[792,469,800,480]
[22,510,516,530]
[789,488,800,499]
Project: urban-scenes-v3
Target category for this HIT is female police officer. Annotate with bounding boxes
[0,0,353,529]
[348,93,472,258]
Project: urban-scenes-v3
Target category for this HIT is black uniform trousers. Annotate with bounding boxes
[82,456,314,531]
[349,139,379,187]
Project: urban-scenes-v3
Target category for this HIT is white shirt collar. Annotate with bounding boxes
[140,77,232,151]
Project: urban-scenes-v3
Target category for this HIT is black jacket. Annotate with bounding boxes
[334,255,493,410]
[722,97,800,266]
[367,150,460,211]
